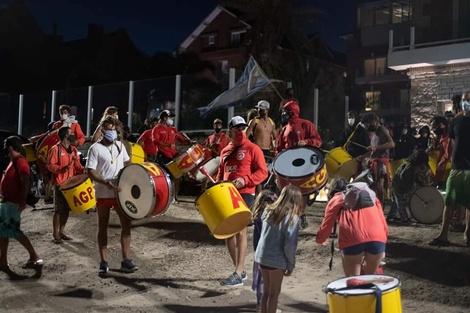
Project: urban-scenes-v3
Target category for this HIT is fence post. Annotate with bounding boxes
[228,68,236,122]
[18,94,24,135]
[51,90,57,124]
[313,88,319,128]
[345,95,350,128]
[175,75,181,129]
[410,27,415,50]
[128,80,134,131]
[87,86,93,138]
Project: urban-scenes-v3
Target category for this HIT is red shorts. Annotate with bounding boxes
[96,198,118,209]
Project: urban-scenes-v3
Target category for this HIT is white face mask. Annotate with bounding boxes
[166,118,174,126]
[348,118,355,126]
[62,114,69,120]
[462,101,470,112]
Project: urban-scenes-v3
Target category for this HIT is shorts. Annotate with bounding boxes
[0,202,23,238]
[96,198,119,209]
[375,161,388,180]
[241,193,255,209]
[342,241,386,255]
[54,185,70,213]
[445,169,470,207]
[260,264,279,270]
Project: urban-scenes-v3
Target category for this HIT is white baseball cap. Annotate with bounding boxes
[255,100,270,110]
[228,116,248,128]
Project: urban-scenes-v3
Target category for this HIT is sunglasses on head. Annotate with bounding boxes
[231,125,247,131]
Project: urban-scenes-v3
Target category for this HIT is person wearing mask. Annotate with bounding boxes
[393,124,415,160]
[339,111,359,147]
[86,117,136,276]
[217,116,268,287]
[414,126,431,151]
[137,118,159,161]
[92,106,123,143]
[47,127,84,243]
[203,118,229,156]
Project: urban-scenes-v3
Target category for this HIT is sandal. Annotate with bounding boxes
[53,238,63,244]
[60,235,73,241]
[22,259,44,269]
[428,238,450,246]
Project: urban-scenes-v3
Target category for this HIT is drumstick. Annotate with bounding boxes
[346,277,394,287]
[181,132,192,142]
[349,141,368,149]
[199,166,216,184]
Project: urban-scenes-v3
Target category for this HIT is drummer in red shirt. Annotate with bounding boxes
[217,116,268,287]
[152,110,190,202]
[137,117,159,161]
[204,118,229,155]
[47,127,84,243]
[275,100,322,228]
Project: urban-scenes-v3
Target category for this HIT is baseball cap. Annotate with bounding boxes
[255,100,270,110]
[159,110,175,119]
[228,116,248,128]
[213,118,223,124]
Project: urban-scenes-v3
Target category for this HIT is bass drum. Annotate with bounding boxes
[35,130,60,163]
[273,146,328,195]
[409,186,444,224]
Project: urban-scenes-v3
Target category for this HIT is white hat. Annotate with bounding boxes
[255,100,270,110]
[228,116,248,128]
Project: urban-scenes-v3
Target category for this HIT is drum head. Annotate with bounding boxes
[409,186,444,224]
[117,164,156,219]
[59,174,89,190]
[274,147,324,178]
[195,157,220,181]
[326,275,399,295]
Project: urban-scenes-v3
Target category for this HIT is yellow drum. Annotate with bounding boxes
[389,159,405,179]
[129,142,145,164]
[22,143,37,162]
[59,174,96,214]
[325,147,358,180]
[325,275,402,313]
[166,144,205,178]
[195,181,252,239]
[428,149,451,177]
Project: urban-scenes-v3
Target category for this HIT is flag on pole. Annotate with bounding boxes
[198,56,271,117]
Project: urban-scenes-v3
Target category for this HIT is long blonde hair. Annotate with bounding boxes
[264,185,305,226]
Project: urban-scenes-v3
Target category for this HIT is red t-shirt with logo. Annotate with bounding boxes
[152,124,186,158]
[0,157,30,206]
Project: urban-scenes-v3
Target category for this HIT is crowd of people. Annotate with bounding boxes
[1,89,470,313]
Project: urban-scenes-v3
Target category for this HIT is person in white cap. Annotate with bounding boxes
[217,116,268,287]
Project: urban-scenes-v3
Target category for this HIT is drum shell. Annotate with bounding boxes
[59,174,96,214]
[166,144,205,178]
[116,162,172,220]
[190,156,220,182]
[326,275,402,313]
[325,147,358,180]
[129,142,145,164]
[195,181,252,239]
[275,166,328,195]
[22,143,37,163]
[389,159,405,180]
[428,149,451,179]
[36,131,60,163]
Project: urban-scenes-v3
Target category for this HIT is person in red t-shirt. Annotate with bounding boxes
[0,136,43,277]
[217,116,268,287]
[152,110,190,201]
[138,117,159,161]
[204,118,229,155]
[430,116,452,188]
[47,127,84,243]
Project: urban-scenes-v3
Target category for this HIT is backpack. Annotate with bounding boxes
[249,117,275,142]
[13,157,41,207]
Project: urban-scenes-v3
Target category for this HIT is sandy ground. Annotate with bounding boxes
[1,196,470,313]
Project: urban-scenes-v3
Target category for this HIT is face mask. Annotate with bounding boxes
[166,118,174,126]
[367,125,377,132]
[104,129,117,142]
[348,118,355,126]
[62,114,69,120]
[233,131,246,145]
[422,133,429,138]
[462,101,470,112]
[281,112,291,125]
[434,128,443,136]
[214,126,222,133]
[68,134,76,143]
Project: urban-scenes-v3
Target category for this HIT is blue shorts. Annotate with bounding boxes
[342,241,386,255]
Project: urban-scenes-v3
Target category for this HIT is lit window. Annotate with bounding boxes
[208,35,215,46]
[364,57,387,77]
[393,1,412,23]
[365,91,381,111]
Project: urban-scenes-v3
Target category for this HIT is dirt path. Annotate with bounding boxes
[1,198,469,312]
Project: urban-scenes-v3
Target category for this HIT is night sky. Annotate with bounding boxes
[21,0,376,55]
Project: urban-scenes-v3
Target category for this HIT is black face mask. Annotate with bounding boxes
[214,127,222,133]
[68,134,76,143]
[281,112,291,125]
[434,128,443,136]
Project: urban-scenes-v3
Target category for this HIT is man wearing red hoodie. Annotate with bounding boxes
[276,100,323,228]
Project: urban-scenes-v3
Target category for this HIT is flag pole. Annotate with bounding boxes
[250,56,283,100]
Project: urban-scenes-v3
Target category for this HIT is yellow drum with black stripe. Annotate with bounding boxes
[325,275,402,313]
[325,147,358,180]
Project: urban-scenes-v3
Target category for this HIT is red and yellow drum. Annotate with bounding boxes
[189,148,220,182]
[273,147,328,195]
[325,275,402,313]
[116,162,172,220]
[325,147,358,180]
[59,174,96,214]
[166,144,205,178]
[428,149,451,181]
[196,181,252,239]
[129,142,145,164]
[35,130,60,163]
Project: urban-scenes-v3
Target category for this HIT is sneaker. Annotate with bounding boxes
[300,214,308,229]
[98,261,108,277]
[241,270,248,281]
[120,259,138,273]
[220,272,243,287]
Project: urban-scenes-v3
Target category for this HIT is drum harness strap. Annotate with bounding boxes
[223,145,242,165]
[326,283,383,313]
[341,123,361,150]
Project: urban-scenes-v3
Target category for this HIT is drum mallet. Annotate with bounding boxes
[349,141,368,149]
[346,277,394,287]
[199,166,216,184]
